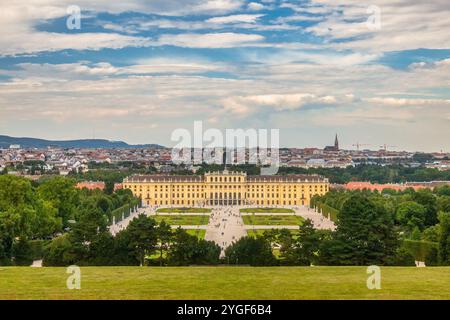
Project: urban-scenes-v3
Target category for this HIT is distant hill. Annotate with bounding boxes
[0,135,164,149]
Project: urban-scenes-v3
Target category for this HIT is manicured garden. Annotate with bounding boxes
[240,207,295,213]
[185,229,206,239]
[246,229,298,237]
[242,215,304,226]
[153,215,210,225]
[156,207,211,213]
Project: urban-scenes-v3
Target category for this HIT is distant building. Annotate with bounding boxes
[306,159,326,168]
[76,181,106,191]
[324,134,339,152]
[124,170,329,207]
[344,181,450,192]
[9,144,21,149]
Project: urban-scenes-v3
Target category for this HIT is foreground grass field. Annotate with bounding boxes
[243,215,304,226]
[156,207,211,213]
[0,267,448,300]
[153,215,209,225]
[240,207,294,213]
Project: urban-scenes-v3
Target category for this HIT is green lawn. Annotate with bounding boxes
[156,207,211,213]
[185,229,206,239]
[153,215,209,225]
[0,266,448,299]
[243,215,304,226]
[240,207,295,213]
[247,229,298,237]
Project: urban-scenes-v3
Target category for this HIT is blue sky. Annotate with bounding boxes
[0,0,449,151]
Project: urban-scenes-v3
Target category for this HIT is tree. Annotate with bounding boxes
[88,232,116,265]
[389,247,416,266]
[412,189,438,227]
[0,175,60,264]
[437,196,450,213]
[111,229,139,266]
[224,236,277,266]
[156,220,173,266]
[422,225,440,242]
[437,212,450,265]
[435,185,450,196]
[321,194,398,265]
[126,214,158,266]
[282,219,322,265]
[396,201,427,232]
[167,228,220,266]
[37,177,79,227]
[43,234,76,266]
[12,238,33,266]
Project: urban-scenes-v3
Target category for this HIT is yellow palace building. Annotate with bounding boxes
[123,170,329,207]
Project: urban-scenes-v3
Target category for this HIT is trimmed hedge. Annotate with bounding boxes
[109,197,141,225]
[402,239,438,262]
[29,239,51,260]
[314,202,339,222]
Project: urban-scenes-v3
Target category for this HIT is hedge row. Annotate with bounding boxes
[109,198,141,225]
[314,202,339,222]
[29,239,51,260]
[402,239,438,262]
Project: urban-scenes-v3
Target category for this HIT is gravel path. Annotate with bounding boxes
[204,207,247,258]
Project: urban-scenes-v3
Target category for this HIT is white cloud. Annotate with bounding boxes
[221,93,337,115]
[207,14,264,24]
[0,0,246,55]
[306,0,450,52]
[364,97,450,107]
[0,32,151,56]
[247,2,266,11]
[157,32,264,48]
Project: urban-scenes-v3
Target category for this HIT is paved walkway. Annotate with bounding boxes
[109,207,145,236]
[293,206,336,230]
[204,207,247,258]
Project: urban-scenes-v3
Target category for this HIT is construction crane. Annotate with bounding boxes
[380,144,398,151]
[352,142,370,151]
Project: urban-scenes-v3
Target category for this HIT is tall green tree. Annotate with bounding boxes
[321,194,398,265]
[282,219,322,266]
[396,201,427,232]
[224,236,277,266]
[37,176,79,227]
[438,212,450,265]
[0,175,60,264]
[167,228,220,266]
[156,220,173,266]
[126,214,158,266]
[412,189,438,227]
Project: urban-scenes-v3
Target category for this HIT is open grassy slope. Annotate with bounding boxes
[0,266,448,300]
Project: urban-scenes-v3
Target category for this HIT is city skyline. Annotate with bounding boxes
[1,1,450,152]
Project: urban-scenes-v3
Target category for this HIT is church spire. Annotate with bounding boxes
[334,133,339,150]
